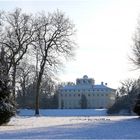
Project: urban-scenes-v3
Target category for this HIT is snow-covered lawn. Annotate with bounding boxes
[0,109,140,139]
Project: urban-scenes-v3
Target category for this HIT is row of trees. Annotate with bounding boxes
[16,77,58,109]
[0,8,76,124]
[107,79,140,114]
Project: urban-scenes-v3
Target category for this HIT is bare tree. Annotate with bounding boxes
[131,18,140,69]
[0,8,76,115]
[40,76,56,96]
[32,10,76,115]
[16,60,35,101]
[120,79,135,95]
[16,59,35,108]
[0,8,35,99]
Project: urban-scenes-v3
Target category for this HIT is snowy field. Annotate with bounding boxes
[0,109,140,139]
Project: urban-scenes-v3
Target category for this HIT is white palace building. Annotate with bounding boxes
[58,75,116,109]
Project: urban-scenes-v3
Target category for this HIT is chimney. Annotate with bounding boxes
[105,83,107,86]
[101,82,104,85]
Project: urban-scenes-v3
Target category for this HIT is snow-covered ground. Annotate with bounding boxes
[0,109,140,139]
[19,109,107,116]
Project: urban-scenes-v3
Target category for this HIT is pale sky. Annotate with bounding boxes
[0,0,140,88]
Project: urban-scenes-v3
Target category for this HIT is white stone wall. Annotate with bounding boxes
[58,90,116,109]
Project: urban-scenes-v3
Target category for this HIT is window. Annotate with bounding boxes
[88,94,90,96]
[78,94,80,97]
[69,94,71,97]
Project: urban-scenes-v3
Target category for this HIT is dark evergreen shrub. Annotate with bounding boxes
[107,95,130,114]
[80,94,87,109]
[133,94,140,116]
[0,79,16,125]
[0,47,16,125]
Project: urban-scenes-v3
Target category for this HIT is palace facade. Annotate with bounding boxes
[58,75,116,109]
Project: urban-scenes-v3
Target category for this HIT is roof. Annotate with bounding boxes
[59,75,116,93]
[60,84,115,92]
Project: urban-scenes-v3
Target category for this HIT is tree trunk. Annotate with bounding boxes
[35,60,46,116]
[35,81,40,116]
[22,78,26,108]
[12,64,17,101]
